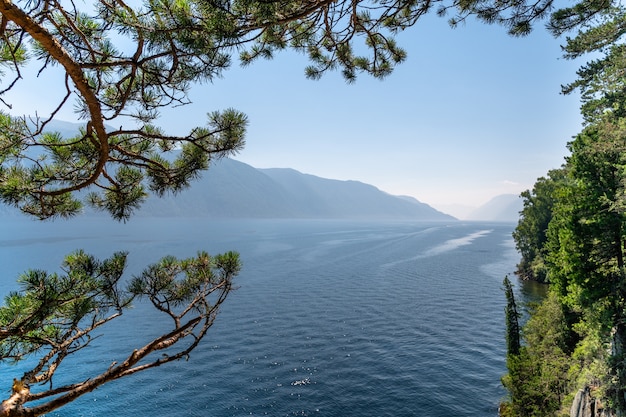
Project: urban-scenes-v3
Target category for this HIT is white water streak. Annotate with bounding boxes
[381,229,493,269]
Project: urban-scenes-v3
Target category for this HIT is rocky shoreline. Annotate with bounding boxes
[570,387,617,417]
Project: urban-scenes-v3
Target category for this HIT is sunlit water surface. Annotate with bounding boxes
[0,218,528,416]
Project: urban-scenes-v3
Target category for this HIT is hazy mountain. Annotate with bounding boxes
[465,194,523,222]
[40,119,88,137]
[432,203,476,220]
[2,118,454,220]
[136,159,455,220]
[0,157,455,219]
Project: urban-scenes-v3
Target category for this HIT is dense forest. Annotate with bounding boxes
[504,5,626,413]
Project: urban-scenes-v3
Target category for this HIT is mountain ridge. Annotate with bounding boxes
[135,158,455,220]
[0,157,454,220]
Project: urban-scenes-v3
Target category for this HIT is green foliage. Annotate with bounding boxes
[0,250,131,363]
[506,115,626,415]
[554,0,626,124]
[0,249,240,416]
[546,122,626,315]
[0,108,248,221]
[513,169,567,282]
[447,0,557,36]
[568,316,610,395]
[502,292,574,417]
[129,251,241,309]
[503,276,521,357]
[505,43,626,408]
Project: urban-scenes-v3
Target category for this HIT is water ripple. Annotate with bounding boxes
[1,219,516,417]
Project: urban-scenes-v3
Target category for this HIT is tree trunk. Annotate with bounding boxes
[0,383,35,417]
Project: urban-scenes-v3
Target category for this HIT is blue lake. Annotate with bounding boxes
[0,218,526,416]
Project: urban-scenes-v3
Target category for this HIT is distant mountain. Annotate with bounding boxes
[135,158,454,220]
[465,194,523,222]
[0,204,17,217]
[1,161,452,223]
[432,203,476,221]
[1,118,454,220]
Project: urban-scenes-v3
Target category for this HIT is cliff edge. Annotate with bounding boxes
[570,387,617,417]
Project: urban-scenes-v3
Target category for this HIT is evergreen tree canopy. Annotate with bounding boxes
[513,168,567,282]
[503,276,521,357]
[508,111,626,414]
[0,249,240,416]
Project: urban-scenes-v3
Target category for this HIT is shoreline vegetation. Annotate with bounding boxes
[503,126,626,416]
[499,0,626,412]
[500,274,617,417]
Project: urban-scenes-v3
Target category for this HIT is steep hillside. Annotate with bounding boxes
[135,159,455,220]
[260,167,454,220]
[3,120,454,220]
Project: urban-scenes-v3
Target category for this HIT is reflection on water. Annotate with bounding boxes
[517,277,549,323]
[519,278,549,303]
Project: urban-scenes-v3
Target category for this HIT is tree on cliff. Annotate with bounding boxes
[505,0,626,412]
[506,46,626,411]
[503,276,521,357]
[545,117,626,410]
[501,292,573,417]
[504,115,626,415]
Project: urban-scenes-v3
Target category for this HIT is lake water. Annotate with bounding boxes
[0,218,526,416]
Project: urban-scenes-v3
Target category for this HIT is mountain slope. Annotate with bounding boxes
[137,159,454,220]
[261,168,452,220]
[3,120,453,220]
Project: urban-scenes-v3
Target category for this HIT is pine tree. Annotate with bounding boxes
[503,276,521,357]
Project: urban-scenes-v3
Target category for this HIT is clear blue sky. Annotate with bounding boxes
[6,14,585,217]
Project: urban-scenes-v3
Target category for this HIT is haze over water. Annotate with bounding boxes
[0,218,526,416]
